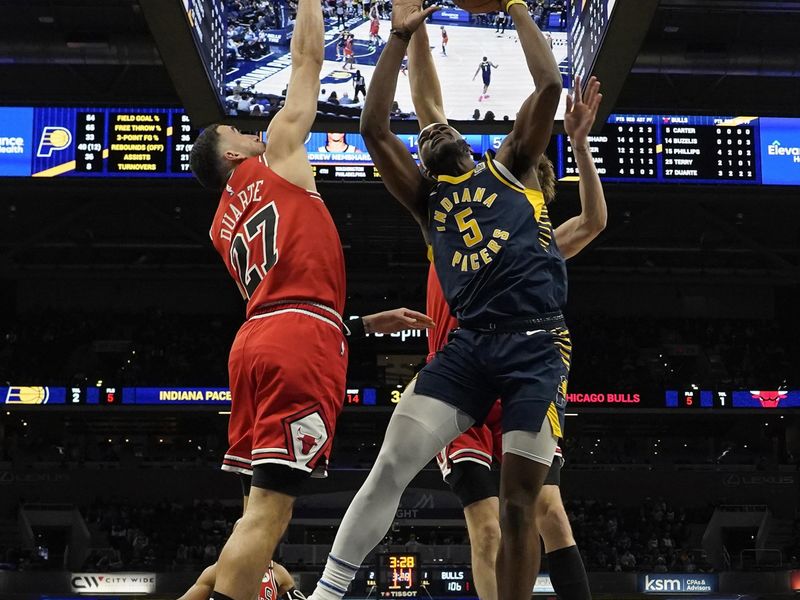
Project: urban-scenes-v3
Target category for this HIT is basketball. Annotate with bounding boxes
[452,0,503,14]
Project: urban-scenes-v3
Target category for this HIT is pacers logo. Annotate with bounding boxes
[5,386,50,404]
[321,70,354,84]
[37,126,73,157]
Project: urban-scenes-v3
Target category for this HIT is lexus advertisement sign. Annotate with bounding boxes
[639,573,718,594]
[70,572,156,594]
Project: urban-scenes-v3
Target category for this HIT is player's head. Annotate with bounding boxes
[190,124,265,190]
[482,56,487,61]
[328,132,346,143]
[537,155,556,205]
[417,123,472,178]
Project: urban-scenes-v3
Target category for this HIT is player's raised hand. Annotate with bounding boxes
[363,308,435,334]
[564,75,602,144]
[391,0,439,36]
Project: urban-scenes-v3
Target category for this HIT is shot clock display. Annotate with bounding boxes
[377,554,419,598]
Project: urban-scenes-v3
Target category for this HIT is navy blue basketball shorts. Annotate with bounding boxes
[414,325,571,439]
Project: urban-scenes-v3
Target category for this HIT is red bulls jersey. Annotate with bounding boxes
[258,563,280,600]
[210,155,346,319]
[426,263,459,361]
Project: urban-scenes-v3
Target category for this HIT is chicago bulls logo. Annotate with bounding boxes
[750,390,788,408]
[288,411,328,465]
[297,428,321,454]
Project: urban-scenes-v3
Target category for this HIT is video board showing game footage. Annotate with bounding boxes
[221,0,573,122]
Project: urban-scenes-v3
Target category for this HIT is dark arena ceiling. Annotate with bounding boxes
[0,0,799,295]
[1,0,799,113]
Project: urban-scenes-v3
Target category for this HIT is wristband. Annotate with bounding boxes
[284,588,307,600]
[344,316,367,338]
[504,0,527,11]
[390,28,412,42]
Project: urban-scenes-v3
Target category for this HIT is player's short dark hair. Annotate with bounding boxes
[538,154,556,205]
[190,124,226,190]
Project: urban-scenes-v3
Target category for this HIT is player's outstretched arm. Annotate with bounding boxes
[363,308,435,333]
[360,1,438,231]
[265,0,324,191]
[554,76,607,259]
[408,24,446,127]
[494,0,562,185]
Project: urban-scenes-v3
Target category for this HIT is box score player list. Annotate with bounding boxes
[108,113,168,172]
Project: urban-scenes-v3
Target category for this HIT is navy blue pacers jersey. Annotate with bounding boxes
[427,151,567,322]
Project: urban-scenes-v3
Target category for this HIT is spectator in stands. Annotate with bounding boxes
[336,0,346,28]
[327,91,340,105]
[237,93,252,115]
[249,98,266,115]
[619,549,637,571]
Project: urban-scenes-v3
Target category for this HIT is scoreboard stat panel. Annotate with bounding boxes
[1,107,799,185]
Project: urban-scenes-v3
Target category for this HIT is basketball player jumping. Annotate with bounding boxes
[414,55,604,600]
[306,2,597,600]
[410,24,602,599]
[473,56,499,101]
[187,0,433,597]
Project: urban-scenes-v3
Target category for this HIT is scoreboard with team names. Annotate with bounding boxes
[559,114,773,184]
[2,106,799,185]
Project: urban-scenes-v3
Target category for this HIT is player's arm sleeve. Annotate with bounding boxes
[360,33,429,233]
[264,0,323,192]
[408,27,447,127]
[494,4,562,186]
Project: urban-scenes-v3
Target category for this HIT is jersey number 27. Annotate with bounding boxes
[230,203,279,299]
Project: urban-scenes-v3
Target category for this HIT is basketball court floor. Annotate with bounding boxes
[235,19,569,123]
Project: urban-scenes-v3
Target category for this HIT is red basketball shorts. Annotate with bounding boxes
[222,308,348,478]
[437,399,502,478]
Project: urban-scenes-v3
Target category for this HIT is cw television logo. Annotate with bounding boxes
[71,575,104,589]
[37,126,72,157]
[5,386,49,404]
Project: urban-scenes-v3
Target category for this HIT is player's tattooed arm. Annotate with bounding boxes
[360,0,438,236]
[554,76,607,259]
[408,25,446,127]
[494,1,561,186]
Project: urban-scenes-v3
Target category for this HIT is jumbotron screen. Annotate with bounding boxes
[221,0,571,122]
[143,0,652,127]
